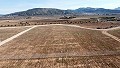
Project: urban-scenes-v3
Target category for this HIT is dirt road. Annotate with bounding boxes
[102,30,120,42]
[0,26,38,46]
[0,26,32,29]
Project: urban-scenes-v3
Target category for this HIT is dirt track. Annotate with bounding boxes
[0,26,32,29]
[0,26,37,46]
[102,30,120,42]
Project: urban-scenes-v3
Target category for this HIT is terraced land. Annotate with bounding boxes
[0,27,29,41]
[108,29,120,38]
[0,25,119,68]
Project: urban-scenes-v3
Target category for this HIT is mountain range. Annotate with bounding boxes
[5,7,120,16]
[115,7,120,10]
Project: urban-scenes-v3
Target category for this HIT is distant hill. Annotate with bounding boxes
[75,7,120,14]
[115,7,120,10]
[0,14,2,16]
[5,7,120,16]
[6,8,75,16]
[0,14,3,16]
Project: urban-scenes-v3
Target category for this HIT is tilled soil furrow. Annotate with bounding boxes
[0,50,119,60]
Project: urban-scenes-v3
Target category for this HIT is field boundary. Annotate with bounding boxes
[0,26,32,29]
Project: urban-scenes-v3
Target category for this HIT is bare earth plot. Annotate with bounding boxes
[0,25,120,68]
[0,27,29,41]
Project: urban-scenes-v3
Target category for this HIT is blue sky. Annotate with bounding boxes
[0,0,120,14]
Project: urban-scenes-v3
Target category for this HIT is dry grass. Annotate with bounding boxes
[1,18,120,29]
[0,25,119,54]
[0,25,119,68]
[0,26,120,68]
[0,27,29,41]
[0,20,20,27]
[0,56,119,68]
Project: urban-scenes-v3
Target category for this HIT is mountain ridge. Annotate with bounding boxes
[115,7,120,10]
[5,7,120,16]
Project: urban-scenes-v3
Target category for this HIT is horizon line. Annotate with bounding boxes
[1,7,120,15]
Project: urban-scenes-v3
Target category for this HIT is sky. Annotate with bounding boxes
[0,0,120,14]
